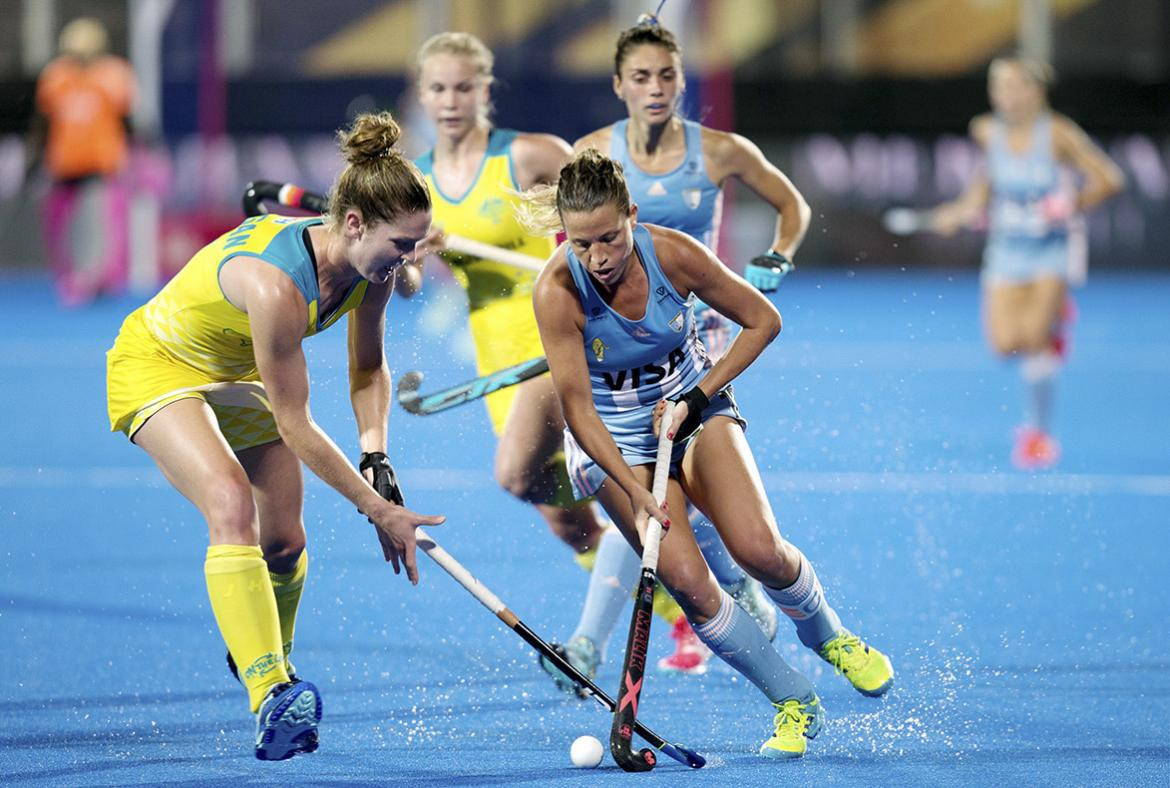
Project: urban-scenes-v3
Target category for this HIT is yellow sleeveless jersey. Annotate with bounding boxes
[106,214,368,443]
[416,129,555,434]
[416,129,554,312]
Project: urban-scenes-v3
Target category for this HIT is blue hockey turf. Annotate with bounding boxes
[1,269,1167,786]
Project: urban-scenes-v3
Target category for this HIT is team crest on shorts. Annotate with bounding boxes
[668,311,685,332]
[592,336,608,362]
[682,189,702,210]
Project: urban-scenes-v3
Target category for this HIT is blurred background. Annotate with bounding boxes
[0,0,1166,293]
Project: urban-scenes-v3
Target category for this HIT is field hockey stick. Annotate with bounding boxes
[413,525,705,769]
[241,181,546,273]
[443,235,545,272]
[396,356,549,416]
[881,207,937,236]
[610,400,676,772]
[242,180,328,217]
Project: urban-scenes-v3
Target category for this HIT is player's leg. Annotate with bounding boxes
[133,399,290,708]
[42,179,85,305]
[681,417,894,699]
[133,399,318,759]
[686,309,778,644]
[983,280,1029,357]
[238,439,308,677]
[604,467,822,758]
[1016,275,1067,466]
[986,279,1064,467]
[493,373,605,555]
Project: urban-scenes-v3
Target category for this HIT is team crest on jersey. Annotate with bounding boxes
[682,189,702,210]
[668,311,685,332]
[592,336,608,362]
[478,197,506,223]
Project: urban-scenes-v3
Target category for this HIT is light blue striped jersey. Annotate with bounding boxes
[984,113,1073,281]
[567,224,709,447]
[609,119,722,248]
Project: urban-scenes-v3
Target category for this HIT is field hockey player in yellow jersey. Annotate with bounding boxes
[105,112,445,761]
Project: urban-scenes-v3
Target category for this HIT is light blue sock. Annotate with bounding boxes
[765,551,842,651]
[569,526,640,658]
[692,590,813,703]
[690,504,746,587]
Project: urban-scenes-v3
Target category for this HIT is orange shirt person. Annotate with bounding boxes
[33,17,137,305]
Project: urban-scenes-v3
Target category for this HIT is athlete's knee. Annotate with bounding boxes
[659,562,718,609]
[494,458,537,500]
[544,509,601,550]
[261,530,306,572]
[738,536,801,587]
[988,327,1021,356]
[203,477,257,543]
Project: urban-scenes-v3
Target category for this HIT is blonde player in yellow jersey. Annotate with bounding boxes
[402,34,613,566]
[105,112,444,761]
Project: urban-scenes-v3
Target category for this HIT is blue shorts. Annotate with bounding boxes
[563,386,746,501]
[981,233,1071,285]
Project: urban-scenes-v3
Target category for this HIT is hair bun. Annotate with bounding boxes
[338,111,403,166]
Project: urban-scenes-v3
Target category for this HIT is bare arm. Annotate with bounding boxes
[656,227,781,400]
[245,266,388,515]
[573,128,612,156]
[707,130,810,259]
[1052,114,1125,212]
[243,264,442,582]
[512,132,573,189]
[533,258,657,504]
[348,279,394,453]
[933,115,993,235]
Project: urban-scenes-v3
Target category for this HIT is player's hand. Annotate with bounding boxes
[413,225,447,260]
[366,499,445,584]
[745,250,792,293]
[1039,194,1075,228]
[629,487,671,545]
[652,398,687,440]
[654,388,708,443]
[360,451,444,583]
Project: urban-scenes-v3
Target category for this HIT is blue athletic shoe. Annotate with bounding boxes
[254,680,322,761]
[538,635,600,698]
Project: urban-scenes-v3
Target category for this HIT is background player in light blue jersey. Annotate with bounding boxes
[523,149,894,759]
[558,18,810,675]
[932,57,1123,468]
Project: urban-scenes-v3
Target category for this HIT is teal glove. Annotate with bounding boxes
[745,250,794,293]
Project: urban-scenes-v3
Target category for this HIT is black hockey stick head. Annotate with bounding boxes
[610,721,656,772]
[396,371,425,415]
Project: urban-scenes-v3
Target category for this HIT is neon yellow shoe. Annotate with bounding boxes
[818,630,894,697]
[758,696,823,759]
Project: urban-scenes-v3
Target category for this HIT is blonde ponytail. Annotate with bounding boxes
[516,148,630,236]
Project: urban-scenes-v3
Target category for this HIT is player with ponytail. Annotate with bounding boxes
[105,111,445,760]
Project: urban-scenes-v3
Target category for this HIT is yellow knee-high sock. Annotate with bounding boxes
[573,544,599,572]
[204,544,289,712]
[269,550,308,674]
[652,584,684,624]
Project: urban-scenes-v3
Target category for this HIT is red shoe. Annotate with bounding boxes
[1012,427,1061,470]
[656,614,711,675]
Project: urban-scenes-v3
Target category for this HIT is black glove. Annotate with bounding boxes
[745,250,793,293]
[359,451,404,506]
[668,387,710,444]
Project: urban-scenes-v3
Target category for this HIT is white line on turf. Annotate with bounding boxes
[1,467,1167,496]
